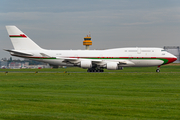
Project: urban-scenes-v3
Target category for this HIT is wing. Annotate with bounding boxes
[91,59,134,66]
[59,57,134,67]
[117,60,135,66]
[55,58,80,65]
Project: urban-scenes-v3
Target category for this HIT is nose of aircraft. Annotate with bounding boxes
[169,57,177,63]
[166,53,177,64]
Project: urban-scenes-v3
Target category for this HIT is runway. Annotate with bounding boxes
[1,71,180,73]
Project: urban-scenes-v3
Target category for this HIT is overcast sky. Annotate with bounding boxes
[1,0,180,59]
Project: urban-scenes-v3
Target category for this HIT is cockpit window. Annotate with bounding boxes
[161,50,166,52]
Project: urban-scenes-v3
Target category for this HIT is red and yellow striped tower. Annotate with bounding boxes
[83,32,92,50]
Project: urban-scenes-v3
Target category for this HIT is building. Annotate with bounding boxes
[0,60,8,68]
[8,62,30,69]
[83,32,92,50]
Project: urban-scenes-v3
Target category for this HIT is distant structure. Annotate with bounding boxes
[83,32,92,50]
[0,60,8,69]
[164,46,180,63]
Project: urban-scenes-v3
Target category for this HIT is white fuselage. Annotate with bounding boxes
[19,47,176,67]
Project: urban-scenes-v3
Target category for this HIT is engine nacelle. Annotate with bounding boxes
[106,62,123,70]
[107,62,118,70]
[80,61,92,68]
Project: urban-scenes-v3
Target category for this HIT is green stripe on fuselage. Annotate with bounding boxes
[30,57,168,64]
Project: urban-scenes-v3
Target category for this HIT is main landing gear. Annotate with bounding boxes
[87,68,104,72]
[156,66,161,73]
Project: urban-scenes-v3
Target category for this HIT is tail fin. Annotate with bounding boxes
[6,26,42,50]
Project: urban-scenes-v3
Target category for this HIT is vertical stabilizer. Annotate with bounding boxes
[6,26,42,50]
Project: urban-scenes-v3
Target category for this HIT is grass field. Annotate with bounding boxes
[0,64,180,119]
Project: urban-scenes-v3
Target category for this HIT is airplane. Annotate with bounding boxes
[4,26,177,72]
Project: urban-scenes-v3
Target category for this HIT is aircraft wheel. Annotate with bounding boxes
[101,70,104,72]
[156,69,160,73]
[87,69,92,72]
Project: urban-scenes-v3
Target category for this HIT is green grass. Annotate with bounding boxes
[0,63,180,73]
[0,65,180,119]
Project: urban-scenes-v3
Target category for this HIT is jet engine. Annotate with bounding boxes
[80,61,92,68]
[106,62,123,70]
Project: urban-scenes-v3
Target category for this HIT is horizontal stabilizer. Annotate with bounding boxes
[4,49,33,57]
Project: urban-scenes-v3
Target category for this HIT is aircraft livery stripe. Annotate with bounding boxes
[9,34,27,38]
[27,57,175,65]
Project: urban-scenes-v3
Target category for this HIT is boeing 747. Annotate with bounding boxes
[4,26,177,72]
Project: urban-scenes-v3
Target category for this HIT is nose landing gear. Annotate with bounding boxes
[156,66,161,73]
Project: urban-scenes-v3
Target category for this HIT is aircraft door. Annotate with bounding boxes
[137,48,141,54]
